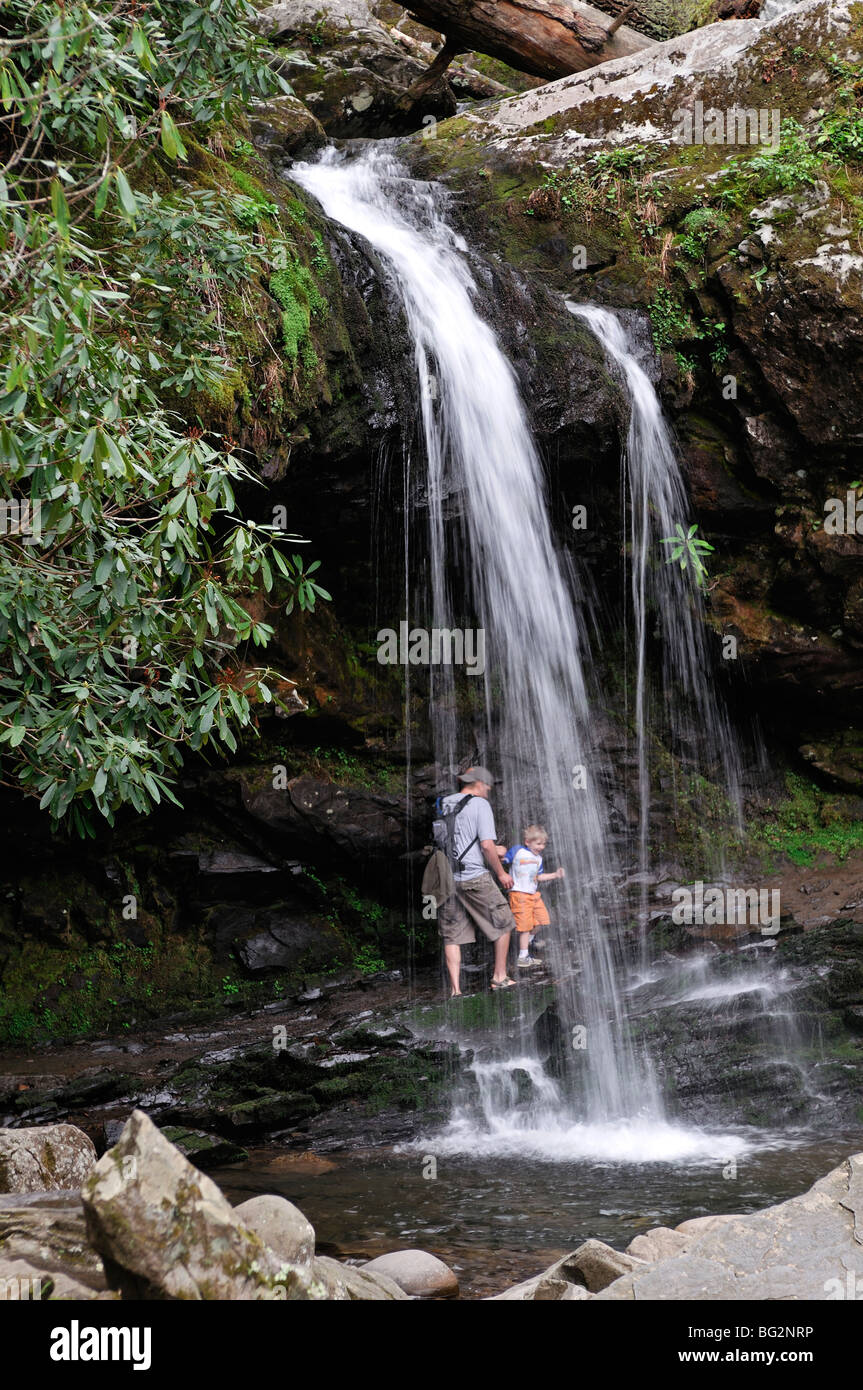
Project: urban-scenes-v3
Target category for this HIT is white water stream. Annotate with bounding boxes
[292,146,762,1162]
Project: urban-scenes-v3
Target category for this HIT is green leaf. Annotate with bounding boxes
[94,553,114,584]
[114,168,138,221]
[93,173,111,220]
[160,110,188,163]
[50,179,69,237]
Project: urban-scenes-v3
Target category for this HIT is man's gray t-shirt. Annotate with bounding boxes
[437,792,496,881]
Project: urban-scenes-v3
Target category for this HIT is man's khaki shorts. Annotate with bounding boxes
[439,872,515,946]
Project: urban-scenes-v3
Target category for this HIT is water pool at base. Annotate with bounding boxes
[219,1130,863,1298]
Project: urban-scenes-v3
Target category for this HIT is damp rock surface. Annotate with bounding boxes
[597,1152,863,1299]
[0,1123,96,1194]
[82,1110,324,1300]
[360,1248,459,1297]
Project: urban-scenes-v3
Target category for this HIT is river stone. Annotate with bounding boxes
[626,1226,691,1262]
[313,1254,409,1300]
[232,1194,315,1266]
[82,1110,326,1300]
[360,1248,458,1298]
[0,1123,96,1193]
[597,1153,863,1300]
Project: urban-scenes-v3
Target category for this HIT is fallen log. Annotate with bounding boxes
[405,0,656,78]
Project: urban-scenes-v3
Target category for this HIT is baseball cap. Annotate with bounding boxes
[458,766,496,786]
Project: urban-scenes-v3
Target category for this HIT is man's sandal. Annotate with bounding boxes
[490,977,517,990]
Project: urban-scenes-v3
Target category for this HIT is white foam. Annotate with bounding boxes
[406,1116,756,1165]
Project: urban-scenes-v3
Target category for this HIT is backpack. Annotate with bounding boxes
[421,794,479,906]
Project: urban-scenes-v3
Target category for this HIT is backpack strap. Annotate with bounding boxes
[442,794,480,873]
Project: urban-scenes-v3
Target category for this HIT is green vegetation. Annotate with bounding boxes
[0,935,218,1043]
[269,257,327,365]
[754,773,863,867]
[660,523,715,591]
[0,2,331,836]
[739,118,825,194]
[816,51,863,161]
[352,943,387,975]
[676,207,729,261]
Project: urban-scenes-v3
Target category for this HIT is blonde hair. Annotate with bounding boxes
[523,824,548,843]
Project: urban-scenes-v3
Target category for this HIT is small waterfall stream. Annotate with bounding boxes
[568,303,744,885]
[291,146,784,1162]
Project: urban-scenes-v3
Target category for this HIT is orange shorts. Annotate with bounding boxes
[509,891,550,934]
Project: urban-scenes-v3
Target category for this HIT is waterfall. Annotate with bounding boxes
[291,146,751,1161]
[567,304,743,886]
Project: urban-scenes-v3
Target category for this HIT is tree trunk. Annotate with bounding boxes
[406,0,655,78]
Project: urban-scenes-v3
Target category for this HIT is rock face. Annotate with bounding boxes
[530,921,863,1131]
[0,1190,110,1299]
[598,1152,863,1299]
[82,1110,325,1300]
[361,1248,459,1297]
[408,0,863,755]
[0,1124,96,1194]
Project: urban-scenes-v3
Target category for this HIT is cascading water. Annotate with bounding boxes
[567,304,744,887]
[291,145,757,1162]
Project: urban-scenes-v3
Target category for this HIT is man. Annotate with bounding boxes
[436,766,516,997]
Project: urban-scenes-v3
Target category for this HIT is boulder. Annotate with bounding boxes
[598,1153,863,1299]
[360,1248,458,1298]
[258,0,458,138]
[0,1124,96,1194]
[82,1110,325,1300]
[232,1194,316,1266]
[250,95,327,160]
[313,1253,410,1299]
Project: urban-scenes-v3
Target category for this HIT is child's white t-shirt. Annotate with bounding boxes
[510,847,542,894]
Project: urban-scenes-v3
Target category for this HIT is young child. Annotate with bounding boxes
[504,825,564,968]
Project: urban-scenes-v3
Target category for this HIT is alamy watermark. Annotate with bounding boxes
[823,490,863,534]
[377,622,485,676]
[671,101,781,149]
[671,881,780,934]
[0,498,41,544]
